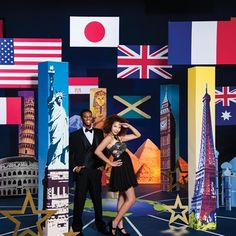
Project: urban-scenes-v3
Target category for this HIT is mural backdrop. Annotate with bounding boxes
[0,1,236,235]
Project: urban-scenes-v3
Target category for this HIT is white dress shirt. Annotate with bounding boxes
[83,126,94,145]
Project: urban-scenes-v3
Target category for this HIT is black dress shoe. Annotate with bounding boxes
[108,221,117,236]
[117,226,130,236]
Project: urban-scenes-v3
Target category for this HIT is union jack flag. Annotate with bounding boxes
[117,45,172,79]
[215,86,236,126]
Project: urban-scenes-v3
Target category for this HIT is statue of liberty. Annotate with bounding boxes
[47,66,68,168]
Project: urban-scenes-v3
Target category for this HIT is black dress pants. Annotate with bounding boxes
[72,168,104,231]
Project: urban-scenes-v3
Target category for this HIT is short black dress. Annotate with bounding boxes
[108,141,138,192]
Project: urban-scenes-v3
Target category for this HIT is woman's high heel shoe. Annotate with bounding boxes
[108,220,117,236]
[117,226,130,236]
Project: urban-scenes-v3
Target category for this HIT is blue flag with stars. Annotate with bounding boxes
[216,86,236,126]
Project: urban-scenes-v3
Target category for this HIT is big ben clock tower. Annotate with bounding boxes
[160,90,176,191]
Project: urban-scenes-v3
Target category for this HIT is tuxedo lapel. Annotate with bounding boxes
[92,129,100,146]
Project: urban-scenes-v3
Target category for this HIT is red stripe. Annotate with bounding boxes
[0,84,36,88]
[6,97,22,124]
[0,69,38,73]
[69,77,99,86]
[14,38,62,42]
[14,61,40,65]
[118,45,136,56]
[117,58,167,66]
[14,46,62,50]
[0,77,38,80]
[217,21,236,64]
[15,53,61,57]
[119,67,139,78]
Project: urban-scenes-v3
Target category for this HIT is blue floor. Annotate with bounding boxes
[0,185,233,235]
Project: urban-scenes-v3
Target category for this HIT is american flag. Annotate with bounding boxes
[0,38,62,88]
[215,86,236,126]
[117,45,172,79]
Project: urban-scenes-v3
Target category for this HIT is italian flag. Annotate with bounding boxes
[0,97,22,124]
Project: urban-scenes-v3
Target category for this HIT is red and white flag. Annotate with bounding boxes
[69,77,99,94]
[0,38,62,88]
[0,97,22,125]
[70,16,119,47]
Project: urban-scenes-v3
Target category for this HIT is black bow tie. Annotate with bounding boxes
[85,128,93,133]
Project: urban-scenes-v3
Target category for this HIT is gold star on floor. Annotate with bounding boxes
[165,194,188,225]
[0,191,57,236]
[64,227,80,236]
[161,225,189,236]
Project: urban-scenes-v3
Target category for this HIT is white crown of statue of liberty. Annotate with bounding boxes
[54,91,64,99]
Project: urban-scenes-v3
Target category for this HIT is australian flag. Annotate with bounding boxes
[216,86,236,126]
[117,45,172,79]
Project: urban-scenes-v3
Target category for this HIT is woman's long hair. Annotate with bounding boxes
[103,114,129,136]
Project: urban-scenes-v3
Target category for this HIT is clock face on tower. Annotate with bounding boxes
[160,119,167,130]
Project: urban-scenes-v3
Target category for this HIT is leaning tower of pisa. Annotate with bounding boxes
[19,96,35,157]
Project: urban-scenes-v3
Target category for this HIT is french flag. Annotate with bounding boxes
[0,97,22,125]
[69,77,99,94]
[168,20,236,65]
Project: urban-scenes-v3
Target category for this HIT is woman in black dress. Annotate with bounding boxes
[95,115,141,235]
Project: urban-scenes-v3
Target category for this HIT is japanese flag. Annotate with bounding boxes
[70,16,119,47]
[0,97,22,125]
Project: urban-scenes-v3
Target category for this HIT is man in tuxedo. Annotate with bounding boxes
[69,109,109,235]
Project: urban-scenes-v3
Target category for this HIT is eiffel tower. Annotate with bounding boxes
[190,87,217,228]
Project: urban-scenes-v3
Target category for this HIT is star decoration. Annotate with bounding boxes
[161,225,189,236]
[221,110,232,120]
[0,191,57,236]
[165,194,188,225]
[64,227,80,236]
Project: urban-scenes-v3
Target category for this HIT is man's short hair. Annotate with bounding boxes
[80,109,92,117]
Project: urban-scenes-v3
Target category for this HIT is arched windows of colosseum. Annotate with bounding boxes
[18,171,22,175]
[18,180,22,186]
[13,171,16,175]
[3,181,6,185]
[3,172,6,177]
[28,179,31,184]
[23,179,27,184]
[0,173,2,177]
[8,190,11,195]
[8,172,11,176]
[13,180,16,185]
[23,189,26,194]
[3,190,6,195]
[18,189,21,194]
[33,179,35,184]
[28,171,31,175]
[8,180,11,185]
[23,171,27,175]
[13,189,16,195]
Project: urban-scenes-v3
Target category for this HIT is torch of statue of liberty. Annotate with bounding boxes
[47,65,69,169]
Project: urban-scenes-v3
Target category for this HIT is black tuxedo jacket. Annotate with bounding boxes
[69,128,106,170]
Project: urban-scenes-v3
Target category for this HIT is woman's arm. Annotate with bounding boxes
[120,123,141,142]
[95,135,122,167]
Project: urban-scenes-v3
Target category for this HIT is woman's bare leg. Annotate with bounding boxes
[112,187,136,228]
[117,192,126,228]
